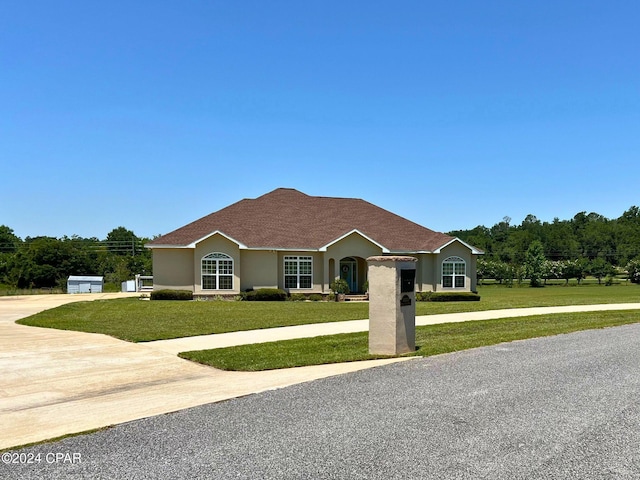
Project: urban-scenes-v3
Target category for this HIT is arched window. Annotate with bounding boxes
[442,256,465,288]
[202,253,233,290]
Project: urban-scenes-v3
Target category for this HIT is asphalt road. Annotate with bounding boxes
[4,323,640,479]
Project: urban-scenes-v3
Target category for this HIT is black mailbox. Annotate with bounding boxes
[401,269,416,293]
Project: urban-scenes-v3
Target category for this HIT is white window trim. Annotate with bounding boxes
[284,256,313,290]
[442,256,466,289]
[202,252,234,290]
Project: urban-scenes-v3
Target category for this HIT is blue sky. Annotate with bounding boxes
[2,1,638,240]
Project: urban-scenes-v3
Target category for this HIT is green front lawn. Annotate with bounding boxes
[179,310,640,371]
[16,284,640,342]
[420,284,640,313]
[17,299,368,342]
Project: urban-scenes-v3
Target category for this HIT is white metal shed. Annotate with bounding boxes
[67,276,104,294]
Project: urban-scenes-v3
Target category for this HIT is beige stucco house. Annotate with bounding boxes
[146,188,483,296]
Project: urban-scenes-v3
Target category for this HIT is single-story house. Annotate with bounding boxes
[146,188,483,296]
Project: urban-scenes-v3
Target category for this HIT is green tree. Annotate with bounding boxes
[626,258,640,284]
[451,225,492,256]
[0,253,13,285]
[615,207,640,264]
[104,256,133,285]
[10,236,96,288]
[105,227,138,255]
[520,214,543,242]
[588,258,614,285]
[0,225,21,253]
[556,259,586,285]
[525,240,546,287]
[620,206,640,224]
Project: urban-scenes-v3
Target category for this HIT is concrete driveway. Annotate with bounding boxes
[2,294,640,451]
[0,294,406,450]
[5,323,640,479]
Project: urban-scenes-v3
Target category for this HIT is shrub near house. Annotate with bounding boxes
[242,289,288,301]
[151,290,193,301]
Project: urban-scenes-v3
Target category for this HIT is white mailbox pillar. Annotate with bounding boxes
[367,256,417,355]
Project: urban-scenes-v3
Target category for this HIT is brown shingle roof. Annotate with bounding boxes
[147,188,455,252]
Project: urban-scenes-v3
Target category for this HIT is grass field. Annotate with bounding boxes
[419,284,640,313]
[17,299,369,342]
[16,284,640,342]
[179,309,640,371]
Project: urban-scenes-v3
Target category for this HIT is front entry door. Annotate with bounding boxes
[340,258,358,293]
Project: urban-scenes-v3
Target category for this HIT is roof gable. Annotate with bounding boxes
[147,188,458,252]
[433,237,485,255]
[319,229,389,253]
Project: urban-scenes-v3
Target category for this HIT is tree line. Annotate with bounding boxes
[0,226,152,290]
[449,206,640,286]
[3,205,640,291]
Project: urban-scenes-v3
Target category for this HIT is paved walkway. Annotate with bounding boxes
[2,294,640,450]
[146,303,640,354]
